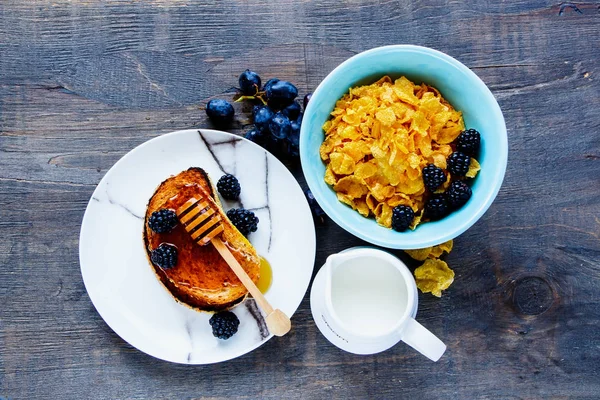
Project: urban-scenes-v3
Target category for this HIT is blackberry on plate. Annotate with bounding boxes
[391,205,415,232]
[217,174,241,200]
[209,311,240,340]
[206,99,234,125]
[424,194,449,220]
[151,243,178,269]
[455,129,481,156]
[447,180,472,210]
[422,164,447,192]
[226,208,259,236]
[148,209,178,233]
[238,69,261,95]
[447,151,471,177]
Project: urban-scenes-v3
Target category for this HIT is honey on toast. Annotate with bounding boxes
[143,168,260,311]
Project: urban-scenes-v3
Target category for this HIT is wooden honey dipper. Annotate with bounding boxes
[176,195,291,337]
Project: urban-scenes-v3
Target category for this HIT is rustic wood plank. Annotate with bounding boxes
[1,0,599,399]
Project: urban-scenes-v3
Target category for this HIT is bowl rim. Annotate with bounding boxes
[300,44,508,249]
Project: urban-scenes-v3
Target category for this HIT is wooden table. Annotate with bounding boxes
[1,1,599,399]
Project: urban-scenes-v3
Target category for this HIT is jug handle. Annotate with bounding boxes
[401,318,446,362]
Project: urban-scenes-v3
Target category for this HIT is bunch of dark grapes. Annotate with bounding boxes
[233,71,311,162]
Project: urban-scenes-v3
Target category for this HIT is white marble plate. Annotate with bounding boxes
[79,129,316,364]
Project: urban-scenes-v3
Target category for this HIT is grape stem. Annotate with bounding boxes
[234,92,267,105]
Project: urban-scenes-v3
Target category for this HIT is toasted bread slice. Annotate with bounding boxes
[143,167,260,311]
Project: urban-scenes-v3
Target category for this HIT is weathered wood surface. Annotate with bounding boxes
[1,1,599,399]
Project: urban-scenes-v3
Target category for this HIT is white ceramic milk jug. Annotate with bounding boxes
[310,247,446,361]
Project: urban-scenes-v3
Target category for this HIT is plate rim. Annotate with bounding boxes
[79,128,316,364]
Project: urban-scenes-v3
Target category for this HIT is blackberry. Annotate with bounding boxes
[391,205,415,232]
[217,174,241,200]
[148,209,178,233]
[447,181,472,210]
[150,243,178,269]
[425,194,449,220]
[455,129,481,156]
[209,311,240,340]
[447,152,471,177]
[422,164,447,192]
[226,208,259,236]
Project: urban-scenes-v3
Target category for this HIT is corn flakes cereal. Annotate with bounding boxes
[414,259,455,297]
[324,166,337,186]
[320,75,468,229]
[334,176,369,199]
[434,239,454,255]
[405,240,453,261]
[329,152,356,175]
[355,198,370,217]
[405,247,432,261]
[466,158,481,178]
[355,161,378,179]
[409,210,423,230]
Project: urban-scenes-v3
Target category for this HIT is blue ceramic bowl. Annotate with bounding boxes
[300,45,507,249]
